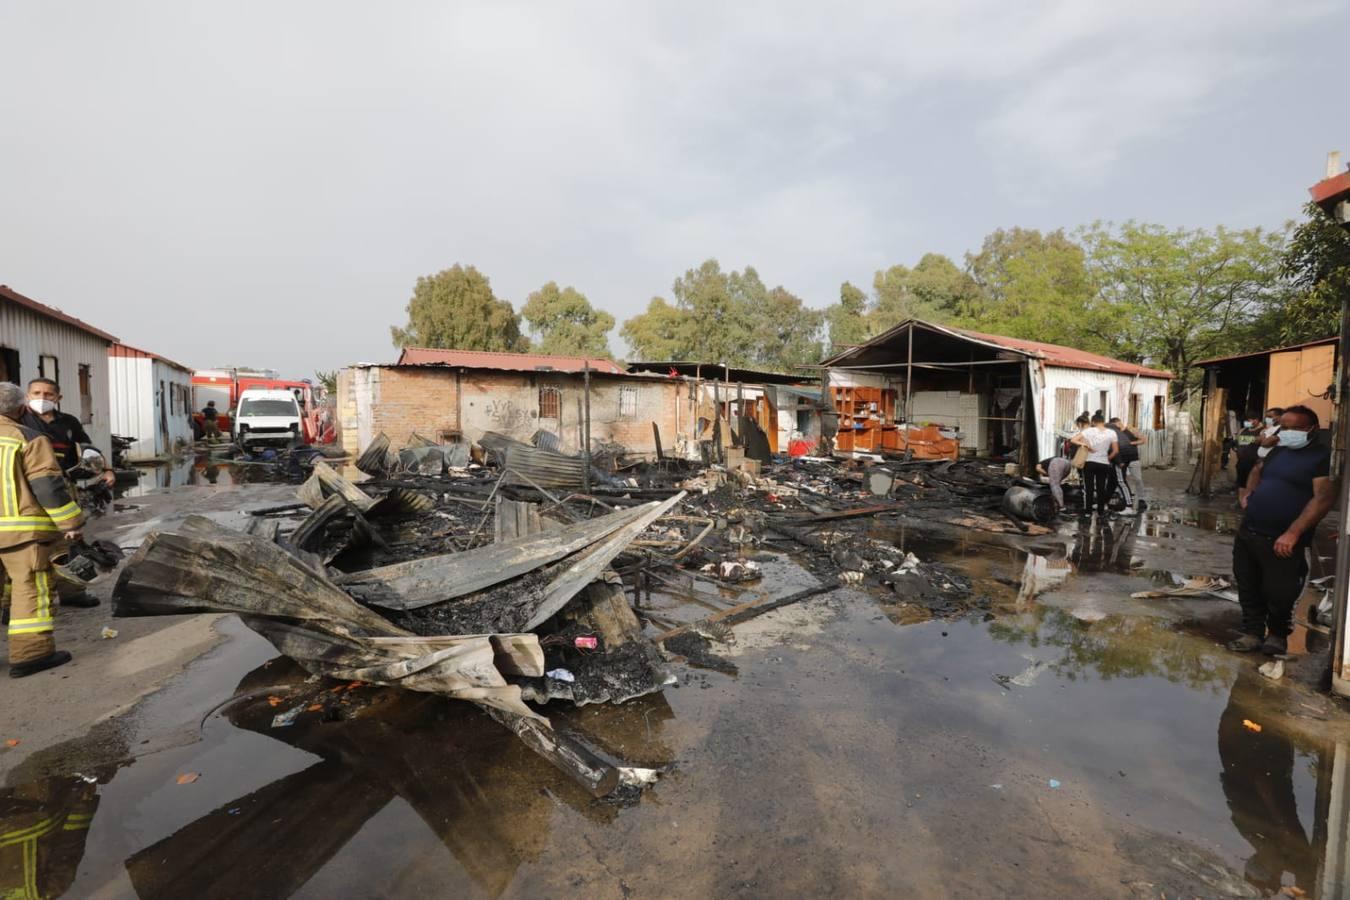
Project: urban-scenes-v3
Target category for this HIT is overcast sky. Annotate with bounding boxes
[2,1,1346,379]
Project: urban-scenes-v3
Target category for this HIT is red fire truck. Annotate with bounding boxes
[191,368,333,444]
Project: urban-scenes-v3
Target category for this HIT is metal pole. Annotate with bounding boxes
[736,381,744,446]
[904,325,914,460]
[583,363,592,494]
[904,325,914,422]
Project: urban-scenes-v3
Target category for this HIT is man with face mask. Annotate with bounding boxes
[17,380,109,608]
[1229,405,1335,656]
[23,379,113,487]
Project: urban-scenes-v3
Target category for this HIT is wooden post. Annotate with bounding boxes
[582,364,592,494]
[1331,279,1350,697]
[1199,383,1226,496]
[652,422,664,460]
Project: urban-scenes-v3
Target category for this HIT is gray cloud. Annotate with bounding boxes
[1,0,1344,377]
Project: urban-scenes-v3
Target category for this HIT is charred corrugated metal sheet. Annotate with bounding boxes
[502,445,588,490]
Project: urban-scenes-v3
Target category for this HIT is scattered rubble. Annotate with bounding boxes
[112,428,1062,799]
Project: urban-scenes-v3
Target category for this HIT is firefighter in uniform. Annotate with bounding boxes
[20,378,107,608]
[0,382,84,677]
[0,775,100,899]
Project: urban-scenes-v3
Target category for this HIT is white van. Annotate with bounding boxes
[234,388,302,447]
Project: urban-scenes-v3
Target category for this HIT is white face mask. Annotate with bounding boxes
[1263,417,1275,426]
[27,399,56,415]
[1277,429,1311,449]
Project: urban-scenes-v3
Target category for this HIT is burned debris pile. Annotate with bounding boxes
[112,428,1051,798]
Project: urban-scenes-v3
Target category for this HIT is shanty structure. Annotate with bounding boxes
[109,343,195,461]
[821,319,1173,471]
[338,350,681,458]
[0,284,116,454]
[1192,337,1339,495]
[624,362,823,456]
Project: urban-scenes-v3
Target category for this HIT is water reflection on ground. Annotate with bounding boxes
[2,501,1347,896]
[116,453,303,499]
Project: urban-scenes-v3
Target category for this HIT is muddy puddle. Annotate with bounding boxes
[116,452,302,499]
[2,504,1348,897]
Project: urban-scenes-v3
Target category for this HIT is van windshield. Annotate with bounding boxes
[239,399,298,417]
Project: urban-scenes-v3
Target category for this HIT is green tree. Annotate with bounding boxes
[314,370,337,394]
[671,260,757,364]
[620,297,688,361]
[826,281,870,353]
[620,259,821,370]
[391,264,527,352]
[1078,222,1287,396]
[963,228,1096,346]
[1268,202,1350,344]
[521,281,615,357]
[870,254,971,332]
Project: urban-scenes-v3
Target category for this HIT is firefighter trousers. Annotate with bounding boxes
[0,541,56,665]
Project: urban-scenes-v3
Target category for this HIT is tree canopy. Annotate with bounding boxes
[826,281,870,353]
[1261,202,1350,345]
[391,265,527,352]
[521,282,615,358]
[1078,222,1287,389]
[621,260,822,371]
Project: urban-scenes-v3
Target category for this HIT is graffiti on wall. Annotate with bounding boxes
[485,398,532,432]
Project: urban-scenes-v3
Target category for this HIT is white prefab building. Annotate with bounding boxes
[0,284,116,454]
[108,344,195,461]
[822,319,1174,470]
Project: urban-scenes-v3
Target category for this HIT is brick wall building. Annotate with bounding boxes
[337,362,683,458]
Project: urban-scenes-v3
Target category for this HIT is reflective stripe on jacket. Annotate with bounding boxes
[0,415,84,547]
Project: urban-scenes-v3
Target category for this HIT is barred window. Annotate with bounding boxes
[618,387,638,418]
[539,386,561,419]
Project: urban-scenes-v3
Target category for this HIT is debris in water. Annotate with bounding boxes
[271,705,304,728]
[1242,719,1262,733]
[100,626,118,639]
[1259,659,1285,681]
[4,739,18,748]
[1047,779,1061,789]
[546,668,576,683]
[175,773,200,785]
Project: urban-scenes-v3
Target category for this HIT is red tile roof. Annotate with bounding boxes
[949,326,1173,379]
[0,284,118,343]
[396,346,626,374]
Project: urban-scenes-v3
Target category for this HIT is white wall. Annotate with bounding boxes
[1035,367,1172,466]
[910,390,986,452]
[0,300,112,453]
[109,355,154,459]
[109,355,195,460]
[153,359,195,455]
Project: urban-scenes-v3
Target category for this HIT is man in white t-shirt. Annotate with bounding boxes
[1072,413,1120,517]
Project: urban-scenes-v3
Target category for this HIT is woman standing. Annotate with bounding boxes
[1072,413,1120,517]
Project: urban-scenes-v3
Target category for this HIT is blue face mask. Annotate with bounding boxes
[1277,429,1311,449]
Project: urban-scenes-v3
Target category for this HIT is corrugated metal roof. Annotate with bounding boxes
[396,346,627,374]
[0,284,118,343]
[822,319,1172,380]
[109,342,194,374]
[1192,336,1338,367]
[949,326,1173,379]
[625,361,819,384]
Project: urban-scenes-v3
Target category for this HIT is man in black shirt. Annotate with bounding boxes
[1229,405,1335,656]
[23,380,114,485]
[18,379,108,608]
